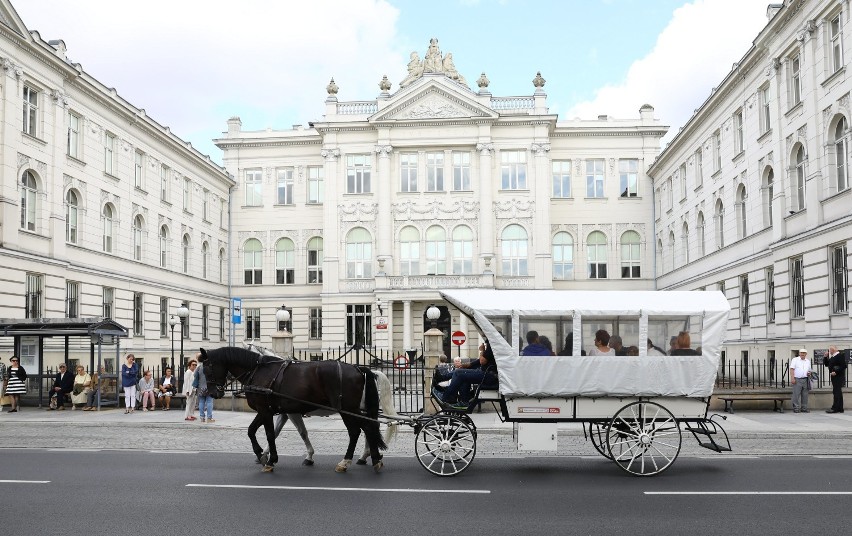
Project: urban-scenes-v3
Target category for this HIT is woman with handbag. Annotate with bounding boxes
[157,367,176,410]
[121,354,139,414]
[70,365,91,410]
[4,356,27,412]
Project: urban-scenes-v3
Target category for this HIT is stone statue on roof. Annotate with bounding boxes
[399,38,468,89]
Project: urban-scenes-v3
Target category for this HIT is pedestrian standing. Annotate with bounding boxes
[183,360,198,422]
[195,353,214,423]
[121,354,139,414]
[825,345,847,413]
[789,348,812,413]
[4,356,27,412]
[0,359,5,413]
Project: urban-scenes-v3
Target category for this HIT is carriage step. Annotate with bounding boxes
[697,441,731,452]
[683,426,716,436]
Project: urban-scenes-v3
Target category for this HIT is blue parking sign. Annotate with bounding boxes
[232,297,242,324]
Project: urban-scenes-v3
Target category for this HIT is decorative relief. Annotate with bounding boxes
[608,158,616,174]
[50,89,68,107]
[396,94,469,119]
[823,105,834,123]
[767,151,774,165]
[574,160,583,175]
[786,134,794,153]
[120,138,132,152]
[392,199,479,222]
[374,144,393,157]
[797,123,807,140]
[399,38,467,88]
[493,198,535,221]
[86,118,102,135]
[531,143,550,156]
[476,142,493,155]
[17,152,30,169]
[581,223,613,242]
[2,57,22,78]
[320,148,340,161]
[35,159,46,174]
[551,223,578,238]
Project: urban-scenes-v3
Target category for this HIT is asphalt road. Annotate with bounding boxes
[3,449,850,536]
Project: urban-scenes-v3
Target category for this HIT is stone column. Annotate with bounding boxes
[458,313,469,358]
[531,143,551,288]
[375,144,393,267]
[477,142,494,272]
[402,300,412,351]
[321,148,341,292]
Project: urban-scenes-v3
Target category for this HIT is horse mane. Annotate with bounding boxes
[203,346,269,369]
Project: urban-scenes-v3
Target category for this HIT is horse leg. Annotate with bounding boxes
[289,413,315,466]
[335,417,362,473]
[247,413,265,464]
[356,437,370,465]
[260,412,279,473]
[362,417,385,473]
[260,413,288,466]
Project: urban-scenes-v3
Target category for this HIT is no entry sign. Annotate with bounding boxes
[451,331,466,346]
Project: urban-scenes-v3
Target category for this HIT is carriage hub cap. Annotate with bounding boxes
[639,433,652,446]
[439,441,453,453]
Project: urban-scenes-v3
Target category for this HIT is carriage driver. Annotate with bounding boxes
[439,338,498,409]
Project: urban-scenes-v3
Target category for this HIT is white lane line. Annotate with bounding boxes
[47,449,101,452]
[186,484,490,494]
[813,455,852,459]
[646,491,852,495]
[149,451,200,454]
[0,480,50,484]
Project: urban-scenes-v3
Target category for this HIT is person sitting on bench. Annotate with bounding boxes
[439,339,497,408]
[49,363,74,410]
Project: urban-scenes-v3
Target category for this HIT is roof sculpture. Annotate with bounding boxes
[399,38,468,89]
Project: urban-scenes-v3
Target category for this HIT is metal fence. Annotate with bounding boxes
[715,357,849,389]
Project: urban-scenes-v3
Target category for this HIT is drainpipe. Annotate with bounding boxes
[651,177,658,290]
[227,182,234,346]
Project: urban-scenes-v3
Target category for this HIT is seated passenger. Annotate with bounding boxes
[626,345,639,356]
[521,330,551,356]
[538,335,556,356]
[557,334,586,356]
[647,338,667,356]
[609,335,628,356]
[669,331,700,355]
[589,329,615,356]
[439,340,497,408]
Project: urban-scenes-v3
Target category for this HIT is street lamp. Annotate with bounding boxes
[275,304,291,329]
[176,301,189,368]
[375,297,384,317]
[426,304,440,329]
[274,305,293,358]
[168,315,177,370]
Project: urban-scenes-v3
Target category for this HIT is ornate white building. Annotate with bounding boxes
[0,0,233,371]
[216,39,667,356]
[648,0,851,364]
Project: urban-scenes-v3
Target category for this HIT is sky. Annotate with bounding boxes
[14,0,771,164]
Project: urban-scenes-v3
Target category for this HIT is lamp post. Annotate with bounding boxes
[176,301,189,370]
[273,304,292,358]
[426,304,440,329]
[424,304,444,413]
[168,315,177,371]
[375,297,384,317]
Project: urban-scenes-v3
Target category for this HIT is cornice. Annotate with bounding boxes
[214,138,322,150]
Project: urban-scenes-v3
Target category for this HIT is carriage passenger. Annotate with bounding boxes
[439,340,497,409]
[589,330,615,356]
[521,331,551,356]
[669,332,699,356]
[609,335,628,356]
[557,334,586,356]
[538,336,556,356]
[647,339,667,356]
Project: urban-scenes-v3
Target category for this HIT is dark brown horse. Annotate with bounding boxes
[199,346,387,473]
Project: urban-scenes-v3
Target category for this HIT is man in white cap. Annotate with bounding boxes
[789,348,812,413]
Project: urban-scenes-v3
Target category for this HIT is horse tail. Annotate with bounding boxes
[372,370,401,445]
[361,368,387,451]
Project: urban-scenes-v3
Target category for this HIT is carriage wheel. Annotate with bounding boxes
[415,414,477,477]
[606,401,682,476]
[587,422,613,460]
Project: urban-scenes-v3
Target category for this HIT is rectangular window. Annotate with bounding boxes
[400,153,418,192]
[739,275,750,325]
[500,150,527,190]
[161,164,169,201]
[245,169,263,206]
[25,273,43,319]
[586,159,605,198]
[104,132,116,175]
[695,149,703,189]
[134,150,144,189]
[766,267,775,323]
[452,152,470,191]
[308,241,323,284]
[133,292,143,336]
[345,304,372,347]
[832,244,848,314]
[790,256,805,318]
[733,110,743,154]
[68,112,82,159]
[452,233,473,274]
[307,166,324,204]
[309,307,322,339]
[182,302,190,339]
[346,155,371,194]
[276,167,294,205]
[66,281,79,318]
[160,297,169,338]
[219,307,226,341]
[552,160,571,198]
[678,164,687,200]
[102,287,114,320]
[23,85,38,137]
[759,85,772,134]
[619,159,638,198]
[245,308,260,340]
[713,130,722,171]
[426,152,445,192]
[220,198,226,228]
[830,15,843,74]
[202,190,209,221]
[183,178,191,211]
[202,304,209,340]
[790,54,801,106]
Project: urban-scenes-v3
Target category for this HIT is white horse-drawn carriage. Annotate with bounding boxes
[413,289,732,477]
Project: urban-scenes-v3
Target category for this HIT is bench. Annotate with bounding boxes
[717,392,791,414]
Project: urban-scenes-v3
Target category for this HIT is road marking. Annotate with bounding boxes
[0,480,50,484]
[695,456,759,460]
[150,451,200,454]
[814,455,852,459]
[646,492,852,495]
[186,484,490,494]
[47,449,101,452]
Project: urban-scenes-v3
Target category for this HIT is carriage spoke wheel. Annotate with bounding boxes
[587,422,613,460]
[606,401,681,476]
[415,414,477,477]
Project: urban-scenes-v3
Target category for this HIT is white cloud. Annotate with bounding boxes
[565,0,769,144]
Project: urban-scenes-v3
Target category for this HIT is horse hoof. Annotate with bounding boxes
[373,460,384,473]
[302,459,314,466]
[335,464,348,473]
[261,465,274,473]
[355,459,368,466]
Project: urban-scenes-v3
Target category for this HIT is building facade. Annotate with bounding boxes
[0,0,234,372]
[216,39,667,357]
[648,0,852,365]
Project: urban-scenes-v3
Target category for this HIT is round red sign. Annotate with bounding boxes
[451,331,466,346]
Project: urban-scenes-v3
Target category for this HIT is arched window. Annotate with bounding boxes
[182,234,191,273]
[132,215,144,261]
[501,224,528,276]
[697,211,706,257]
[587,231,607,279]
[102,204,114,253]
[552,232,574,280]
[736,184,747,240]
[275,237,295,284]
[66,190,78,244]
[425,225,447,275]
[21,170,37,231]
[681,223,690,265]
[244,238,263,284]
[620,231,641,278]
[835,117,848,192]
[794,145,806,211]
[452,225,473,274]
[307,237,323,284]
[657,238,664,274]
[715,199,725,249]
[159,226,169,268]
[399,226,420,276]
[345,227,372,278]
[765,169,774,228]
[201,242,209,279]
[668,231,676,271]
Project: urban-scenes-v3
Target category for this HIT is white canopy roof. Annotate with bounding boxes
[440,289,730,398]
